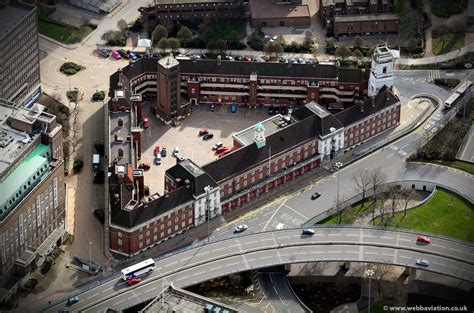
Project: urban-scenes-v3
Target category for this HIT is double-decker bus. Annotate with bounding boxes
[444,80,472,110]
[121,258,155,280]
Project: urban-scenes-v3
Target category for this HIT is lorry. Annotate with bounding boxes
[92,154,100,171]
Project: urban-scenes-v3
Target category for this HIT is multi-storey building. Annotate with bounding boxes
[115,56,369,122]
[106,48,400,257]
[0,101,65,286]
[250,0,311,27]
[139,0,248,30]
[0,2,41,107]
[320,0,398,38]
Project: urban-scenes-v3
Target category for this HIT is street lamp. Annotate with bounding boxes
[334,161,343,212]
[366,268,375,313]
[463,63,472,122]
[204,186,212,243]
[89,241,92,271]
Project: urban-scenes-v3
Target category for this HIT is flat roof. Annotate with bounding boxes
[233,114,290,146]
[0,2,35,40]
[335,13,398,22]
[250,0,310,19]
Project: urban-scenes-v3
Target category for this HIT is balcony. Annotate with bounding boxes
[201,83,248,89]
[200,90,249,96]
[257,85,307,91]
[257,93,307,98]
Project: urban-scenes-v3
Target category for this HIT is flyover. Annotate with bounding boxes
[44,226,474,313]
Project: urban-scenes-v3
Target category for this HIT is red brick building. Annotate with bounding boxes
[320,0,398,38]
[250,0,311,27]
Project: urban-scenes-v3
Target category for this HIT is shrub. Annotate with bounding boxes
[92,90,105,101]
[66,90,79,103]
[73,158,84,174]
[60,62,83,76]
[22,278,38,291]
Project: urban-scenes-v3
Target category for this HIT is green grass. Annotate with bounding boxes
[411,159,474,175]
[38,5,96,44]
[374,188,474,242]
[433,33,465,55]
[210,21,246,40]
[431,0,465,18]
[321,199,376,225]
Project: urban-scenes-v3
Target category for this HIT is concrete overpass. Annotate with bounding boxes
[44,226,474,312]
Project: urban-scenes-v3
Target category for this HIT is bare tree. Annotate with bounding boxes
[399,188,416,220]
[366,263,393,298]
[335,196,348,224]
[369,168,386,225]
[353,169,371,204]
[353,35,363,48]
[388,185,400,218]
[335,45,351,60]
[263,42,283,58]
[117,19,128,32]
[276,34,286,46]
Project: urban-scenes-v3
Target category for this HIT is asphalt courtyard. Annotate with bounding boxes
[140,103,270,196]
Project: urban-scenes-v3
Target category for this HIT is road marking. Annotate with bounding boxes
[259,256,273,260]
[432,243,446,248]
[380,236,394,240]
[382,253,393,257]
[365,252,378,255]
[86,295,96,300]
[104,286,113,292]
[164,261,177,267]
[399,255,411,259]
[194,271,207,276]
[328,233,342,236]
[345,234,359,237]
[283,204,309,220]
[145,288,156,293]
[263,200,287,231]
[226,262,240,267]
[213,247,226,252]
[448,247,463,253]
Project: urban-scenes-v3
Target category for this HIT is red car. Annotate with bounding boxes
[416,235,431,244]
[243,55,252,61]
[198,128,209,136]
[127,277,141,286]
[216,146,228,153]
[218,147,234,158]
[154,146,160,156]
[143,117,149,129]
[138,163,150,170]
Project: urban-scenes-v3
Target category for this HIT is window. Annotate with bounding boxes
[118,239,122,245]
[118,232,122,237]
[53,177,58,208]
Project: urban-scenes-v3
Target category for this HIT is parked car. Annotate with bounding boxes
[138,163,151,170]
[135,53,143,59]
[210,104,216,112]
[117,49,128,59]
[199,129,209,136]
[154,146,160,156]
[416,259,429,267]
[216,146,228,153]
[297,57,304,63]
[112,51,121,60]
[234,224,248,233]
[151,53,161,59]
[173,147,180,157]
[161,147,167,157]
[143,117,149,129]
[243,55,252,61]
[67,297,79,306]
[235,55,243,61]
[127,277,141,286]
[311,192,321,200]
[218,147,234,157]
[302,228,315,236]
[203,133,214,140]
[99,49,109,58]
[251,56,258,62]
[212,142,223,150]
[128,53,138,61]
[225,55,234,61]
[231,103,237,113]
[417,235,431,244]
[155,155,162,165]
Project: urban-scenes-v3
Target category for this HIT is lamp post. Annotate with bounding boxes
[89,241,92,270]
[464,63,472,122]
[204,186,211,243]
[334,161,343,212]
[366,269,375,313]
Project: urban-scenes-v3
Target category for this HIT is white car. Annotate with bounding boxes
[302,228,315,235]
[234,224,248,233]
[416,259,429,267]
[173,147,180,157]
[212,142,223,150]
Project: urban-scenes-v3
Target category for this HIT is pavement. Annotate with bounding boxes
[457,124,474,163]
[42,227,474,313]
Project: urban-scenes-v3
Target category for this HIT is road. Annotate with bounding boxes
[257,272,308,313]
[43,227,474,312]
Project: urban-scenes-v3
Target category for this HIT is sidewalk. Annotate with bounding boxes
[398,42,474,66]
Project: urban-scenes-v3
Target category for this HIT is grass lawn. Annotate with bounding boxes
[321,199,376,225]
[38,5,96,44]
[432,33,465,55]
[210,21,246,40]
[431,0,465,18]
[374,188,474,242]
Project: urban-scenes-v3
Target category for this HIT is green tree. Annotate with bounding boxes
[177,26,193,44]
[168,37,180,52]
[227,30,240,43]
[152,25,168,43]
[335,45,351,60]
[117,19,128,32]
[352,49,364,60]
[407,37,418,51]
[263,42,284,58]
[206,39,218,54]
[199,26,216,43]
[215,39,228,52]
[157,37,169,53]
[353,35,363,48]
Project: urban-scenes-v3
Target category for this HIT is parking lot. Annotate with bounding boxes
[140,105,266,195]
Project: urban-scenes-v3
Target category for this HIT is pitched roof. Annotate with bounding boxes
[334,87,399,127]
[166,159,217,196]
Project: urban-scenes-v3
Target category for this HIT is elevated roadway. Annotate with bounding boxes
[45,227,474,312]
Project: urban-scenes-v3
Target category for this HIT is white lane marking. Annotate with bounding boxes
[259,256,273,260]
[345,234,359,237]
[398,238,411,242]
[380,236,394,240]
[382,253,393,257]
[263,200,287,231]
[365,252,378,255]
[144,288,155,293]
[278,235,291,239]
[448,247,463,253]
[364,235,376,238]
[176,276,188,282]
[213,247,226,252]
[245,240,259,245]
[164,261,177,267]
[328,233,342,236]
[260,238,274,242]
[104,286,113,292]
[283,204,308,220]
[399,256,411,259]
[86,295,96,300]
[432,243,446,248]
[116,299,125,305]
[226,262,240,267]
[198,250,209,255]
[194,271,207,276]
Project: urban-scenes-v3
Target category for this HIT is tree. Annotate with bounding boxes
[302,34,313,49]
[276,34,286,46]
[199,25,216,43]
[407,37,418,51]
[177,26,193,44]
[101,30,127,46]
[263,42,283,58]
[157,37,169,53]
[353,170,371,204]
[215,39,228,52]
[152,25,168,43]
[353,35,363,48]
[117,19,128,32]
[311,43,319,59]
[399,188,416,220]
[369,168,387,225]
[367,46,375,58]
[227,30,240,44]
[168,38,180,52]
[206,39,218,54]
[387,185,400,218]
[352,49,364,61]
[432,25,453,54]
[335,45,351,60]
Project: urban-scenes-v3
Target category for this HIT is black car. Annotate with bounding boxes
[203,133,214,140]
[210,104,216,111]
[311,192,321,200]
[99,49,109,58]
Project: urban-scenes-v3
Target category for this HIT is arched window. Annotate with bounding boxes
[118,118,123,127]
[118,148,124,158]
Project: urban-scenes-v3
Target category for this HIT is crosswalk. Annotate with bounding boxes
[428,70,440,81]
